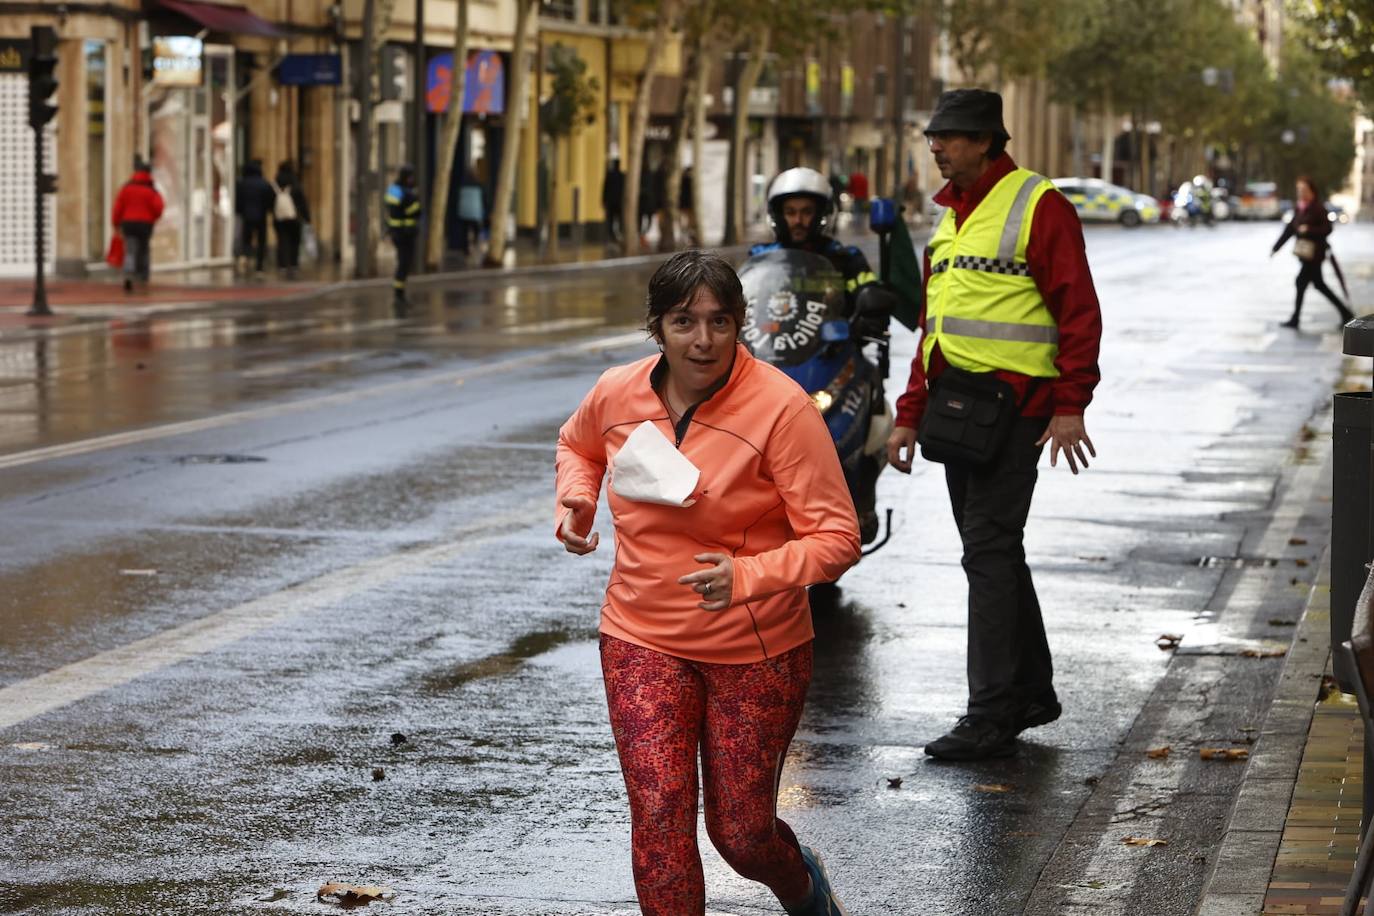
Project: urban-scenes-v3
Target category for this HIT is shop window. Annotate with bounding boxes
[542,0,577,21]
[0,72,55,271]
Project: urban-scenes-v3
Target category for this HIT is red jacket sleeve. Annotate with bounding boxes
[111,186,126,227]
[150,189,165,223]
[1023,191,1102,416]
[893,245,932,429]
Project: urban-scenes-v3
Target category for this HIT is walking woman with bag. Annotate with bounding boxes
[111,159,164,293]
[1272,175,1354,328]
[556,251,860,916]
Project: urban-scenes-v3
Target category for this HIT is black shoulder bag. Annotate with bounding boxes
[916,365,1034,468]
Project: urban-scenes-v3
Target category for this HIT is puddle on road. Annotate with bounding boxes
[422,627,597,691]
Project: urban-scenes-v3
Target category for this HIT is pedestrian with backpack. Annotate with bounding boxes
[272,161,311,278]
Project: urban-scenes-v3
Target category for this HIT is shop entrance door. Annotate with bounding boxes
[146,43,234,269]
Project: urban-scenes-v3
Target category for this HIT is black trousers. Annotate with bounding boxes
[275,219,301,270]
[944,415,1053,725]
[242,218,268,271]
[391,230,417,299]
[119,221,152,280]
[1292,258,1350,321]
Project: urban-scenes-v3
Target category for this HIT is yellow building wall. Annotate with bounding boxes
[532,27,682,232]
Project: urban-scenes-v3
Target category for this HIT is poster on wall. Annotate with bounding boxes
[425,50,505,115]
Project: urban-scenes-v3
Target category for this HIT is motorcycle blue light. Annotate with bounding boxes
[821,320,850,342]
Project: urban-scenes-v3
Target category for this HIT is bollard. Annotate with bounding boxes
[1334,316,1374,692]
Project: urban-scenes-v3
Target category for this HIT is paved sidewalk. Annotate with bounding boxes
[1263,686,1363,914]
[1198,355,1372,916]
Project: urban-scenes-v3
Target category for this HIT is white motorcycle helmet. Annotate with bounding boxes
[766,167,833,245]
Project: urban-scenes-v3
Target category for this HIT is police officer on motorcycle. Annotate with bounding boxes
[751,168,879,307]
[751,167,897,544]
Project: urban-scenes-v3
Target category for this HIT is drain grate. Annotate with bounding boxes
[174,454,268,465]
[1195,556,1279,569]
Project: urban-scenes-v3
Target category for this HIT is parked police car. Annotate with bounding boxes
[1052,177,1161,228]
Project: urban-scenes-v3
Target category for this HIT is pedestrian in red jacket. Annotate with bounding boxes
[111,160,164,292]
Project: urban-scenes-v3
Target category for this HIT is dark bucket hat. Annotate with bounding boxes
[925,88,1010,141]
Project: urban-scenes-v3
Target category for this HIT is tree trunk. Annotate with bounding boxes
[485,0,537,267]
[690,43,708,247]
[354,0,377,277]
[662,29,702,251]
[425,0,469,269]
[621,0,679,256]
[1100,91,1114,184]
[547,135,561,254]
[729,27,769,245]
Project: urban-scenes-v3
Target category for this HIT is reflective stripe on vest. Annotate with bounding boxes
[924,168,1061,378]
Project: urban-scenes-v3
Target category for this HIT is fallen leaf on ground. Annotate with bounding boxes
[1268,618,1296,627]
[1200,748,1249,761]
[1289,537,1308,545]
[1156,634,1182,651]
[1145,746,1171,759]
[886,776,903,789]
[1239,647,1287,658]
[390,733,407,746]
[1295,559,1310,568]
[973,783,1013,793]
[1122,836,1168,847]
[371,767,385,781]
[317,884,394,906]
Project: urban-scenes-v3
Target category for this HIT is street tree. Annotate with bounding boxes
[1258,42,1357,197]
[539,44,600,254]
[425,0,469,270]
[616,0,682,256]
[1296,0,1374,107]
[485,0,539,268]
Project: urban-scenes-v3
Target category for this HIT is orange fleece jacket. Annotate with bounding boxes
[556,343,862,664]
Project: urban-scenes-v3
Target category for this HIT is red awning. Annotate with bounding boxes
[158,0,283,38]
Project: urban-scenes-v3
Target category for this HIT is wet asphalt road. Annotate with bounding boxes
[0,222,1367,915]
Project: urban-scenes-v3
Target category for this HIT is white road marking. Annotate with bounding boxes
[0,330,644,471]
[0,499,548,731]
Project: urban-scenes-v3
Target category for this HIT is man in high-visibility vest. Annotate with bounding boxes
[887,88,1102,761]
[385,164,422,306]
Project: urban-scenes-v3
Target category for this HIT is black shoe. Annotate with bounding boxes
[1014,698,1062,734]
[1279,317,1299,329]
[924,715,1017,760]
[122,277,133,293]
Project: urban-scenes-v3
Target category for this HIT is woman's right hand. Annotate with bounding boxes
[558,495,599,555]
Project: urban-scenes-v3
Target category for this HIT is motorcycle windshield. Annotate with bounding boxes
[738,249,848,368]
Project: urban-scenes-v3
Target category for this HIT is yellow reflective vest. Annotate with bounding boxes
[924,168,1061,378]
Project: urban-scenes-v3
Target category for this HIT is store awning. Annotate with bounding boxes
[158,0,283,38]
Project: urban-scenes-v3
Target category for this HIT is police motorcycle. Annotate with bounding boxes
[737,252,897,561]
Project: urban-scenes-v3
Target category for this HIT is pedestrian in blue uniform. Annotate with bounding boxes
[385,164,422,306]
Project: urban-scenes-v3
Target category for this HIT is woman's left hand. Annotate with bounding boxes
[679,553,734,611]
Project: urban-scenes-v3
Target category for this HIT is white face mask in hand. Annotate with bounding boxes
[611,421,701,507]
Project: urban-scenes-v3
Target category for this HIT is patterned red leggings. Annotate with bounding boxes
[600,634,814,915]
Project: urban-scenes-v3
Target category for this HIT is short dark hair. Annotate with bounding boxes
[986,133,1007,159]
[1296,174,1321,199]
[645,250,746,341]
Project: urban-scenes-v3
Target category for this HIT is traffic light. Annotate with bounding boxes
[28,26,58,130]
